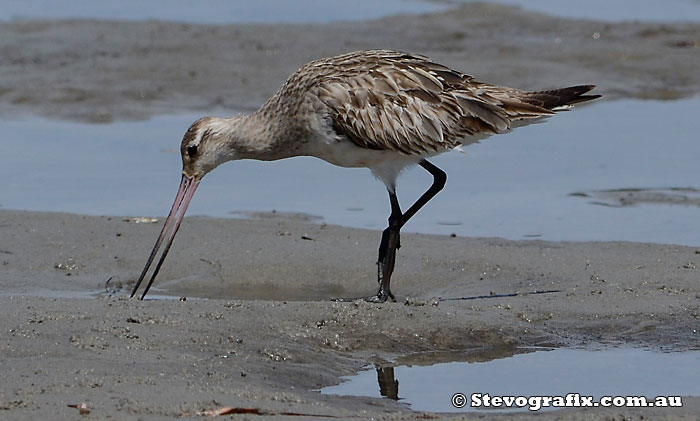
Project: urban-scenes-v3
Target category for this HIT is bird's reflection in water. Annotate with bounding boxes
[376,366,399,400]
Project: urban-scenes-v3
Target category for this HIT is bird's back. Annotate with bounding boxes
[261,50,599,157]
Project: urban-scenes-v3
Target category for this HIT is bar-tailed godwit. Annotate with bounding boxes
[130,49,599,301]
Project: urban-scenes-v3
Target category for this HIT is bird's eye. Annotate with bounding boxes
[187,145,198,157]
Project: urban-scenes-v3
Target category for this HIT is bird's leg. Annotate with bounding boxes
[401,160,447,224]
[371,159,447,303]
[373,192,402,303]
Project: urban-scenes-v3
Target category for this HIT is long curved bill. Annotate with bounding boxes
[130,174,200,300]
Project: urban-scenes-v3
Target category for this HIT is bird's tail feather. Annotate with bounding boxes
[523,85,600,111]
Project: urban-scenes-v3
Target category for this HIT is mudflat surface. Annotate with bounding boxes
[0,3,699,122]
[1,2,700,419]
[1,210,698,419]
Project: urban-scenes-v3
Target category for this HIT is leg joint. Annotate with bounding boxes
[420,159,447,191]
[433,170,447,190]
[388,215,402,229]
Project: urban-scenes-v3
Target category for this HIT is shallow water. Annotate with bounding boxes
[0,0,445,24]
[2,98,699,246]
[321,347,700,413]
[2,0,698,24]
[480,0,700,23]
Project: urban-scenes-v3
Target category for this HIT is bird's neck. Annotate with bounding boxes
[213,113,280,161]
[223,109,305,162]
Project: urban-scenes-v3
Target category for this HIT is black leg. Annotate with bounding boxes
[371,159,447,302]
[401,160,447,225]
[373,192,402,302]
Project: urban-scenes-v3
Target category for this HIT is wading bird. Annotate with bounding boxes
[130,50,599,302]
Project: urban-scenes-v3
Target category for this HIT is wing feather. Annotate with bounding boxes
[286,50,598,155]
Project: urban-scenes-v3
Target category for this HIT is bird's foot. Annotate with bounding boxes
[330,289,396,303]
[366,288,396,303]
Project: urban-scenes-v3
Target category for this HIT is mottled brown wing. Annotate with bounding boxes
[314,63,497,153]
[307,50,597,155]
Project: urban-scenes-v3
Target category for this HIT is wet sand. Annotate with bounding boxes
[1,3,699,123]
[2,210,699,419]
[1,2,700,419]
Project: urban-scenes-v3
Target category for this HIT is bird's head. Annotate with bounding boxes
[130,112,273,299]
[180,116,234,181]
[130,115,243,300]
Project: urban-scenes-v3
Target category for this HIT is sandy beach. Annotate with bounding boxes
[1,2,700,419]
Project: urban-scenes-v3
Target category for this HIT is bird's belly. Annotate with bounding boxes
[306,137,422,169]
